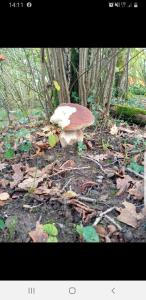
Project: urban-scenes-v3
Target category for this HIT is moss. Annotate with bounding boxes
[111,104,146,125]
[115,105,146,116]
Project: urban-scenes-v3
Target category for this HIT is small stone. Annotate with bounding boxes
[123,230,133,242]
[107,173,115,178]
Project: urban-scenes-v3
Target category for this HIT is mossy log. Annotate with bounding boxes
[110,104,146,125]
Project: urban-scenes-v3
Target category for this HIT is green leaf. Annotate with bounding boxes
[76,224,84,236]
[83,226,100,242]
[43,223,58,236]
[4,148,15,159]
[48,134,58,148]
[47,236,58,242]
[76,225,99,242]
[127,160,144,174]
[19,141,32,152]
[0,218,5,230]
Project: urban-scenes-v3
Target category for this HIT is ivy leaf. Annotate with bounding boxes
[53,80,61,91]
[127,161,144,174]
[19,141,32,152]
[0,218,5,230]
[82,226,100,242]
[76,225,100,242]
[4,148,15,159]
[43,223,58,236]
[48,134,58,148]
[76,224,84,236]
[47,236,58,242]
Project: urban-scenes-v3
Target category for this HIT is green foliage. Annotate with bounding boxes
[48,133,59,148]
[77,141,87,153]
[47,236,58,243]
[4,148,15,159]
[43,223,58,236]
[5,216,17,240]
[0,218,5,230]
[71,91,80,103]
[18,140,32,152]
[129,83,146,96]
[76,225,100,243]
[43,223,58,242]
[127,159,144,174]
[87,93,103,123]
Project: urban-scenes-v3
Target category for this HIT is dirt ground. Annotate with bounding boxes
[0,122,146,242]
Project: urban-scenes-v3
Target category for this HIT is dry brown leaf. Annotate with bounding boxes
[119,126,134,134]
[0,163,8,171]
[96,224,107,237]
[116,201,144,228]
[110,124,118,135]
[10,163,24,188]
[0,178,9,188]
[18,177,43,190]
[128,181,144,200]
[28,221,48,242]
[26,167,43,178]
[60,160,76,169]
[116,175,134,196]
[89,153,108,161]
[107,225,117,234]
[84,139,93,149]
[80,180,98,193]
[0,192,10,201]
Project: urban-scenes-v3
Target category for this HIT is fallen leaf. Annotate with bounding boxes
[28,221,48,242]
[128,181,144,200]
[80,180,98,193]
[0,192,10,201]
[107,225,117,234]
[96,224,107,237]
[116,201,144,228]
[26,167,43,178]
[89,154,108,161]
[0,163,8,171]
[110,124,118,135]
[18,177,43,190]
[119,126,134,134]
[63,190,77,199]
[10,163,24,188]
[116,175,134,196]
[60,160,76,169]
[84,139,93,149]
[0,178,9,188]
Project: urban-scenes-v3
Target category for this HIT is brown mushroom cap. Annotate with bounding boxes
[59,103,95,131]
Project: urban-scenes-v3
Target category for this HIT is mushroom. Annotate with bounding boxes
[50,103,95,147]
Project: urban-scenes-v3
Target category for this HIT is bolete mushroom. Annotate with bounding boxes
[50,103,95,147]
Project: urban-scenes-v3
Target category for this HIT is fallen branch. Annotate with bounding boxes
[126,167,144,179]
[93,206,116,226]
[77,195,97,203]
[48,166,90,178]
[104,214,122,231]
[61,178,73,192]
[80,155,106,174]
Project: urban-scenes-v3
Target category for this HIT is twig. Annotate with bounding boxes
[127,148,145,155]
[48,166,90,178]
[77,195,97,203]
[93,206,116,226]
[104,214,122,231]
[61,178,72,192]
[80,155,106,174]
[126,167,144,179]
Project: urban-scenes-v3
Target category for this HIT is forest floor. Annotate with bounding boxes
[0,114,145,243]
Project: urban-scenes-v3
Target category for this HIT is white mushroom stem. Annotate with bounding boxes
[59,130,84,148]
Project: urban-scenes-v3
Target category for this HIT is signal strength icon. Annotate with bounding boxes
[28,288,35,295]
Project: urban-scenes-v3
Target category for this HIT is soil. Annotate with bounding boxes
[0,122,145,243]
